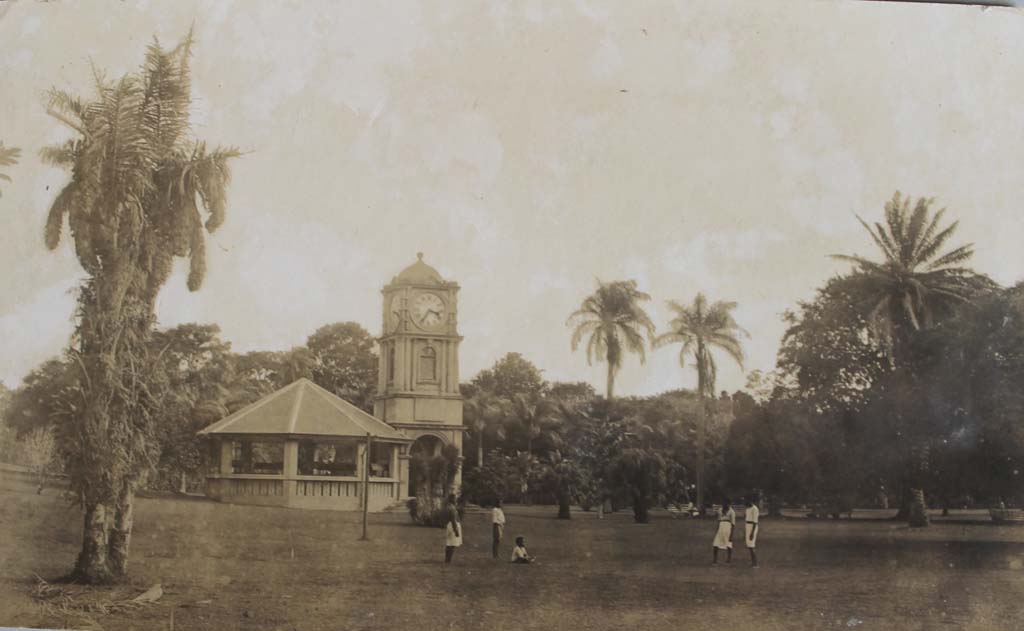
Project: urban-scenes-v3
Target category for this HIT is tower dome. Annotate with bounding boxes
[395,252,443,284]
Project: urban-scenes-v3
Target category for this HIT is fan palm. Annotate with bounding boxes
[509,393,562,456]
[568,279,656,400]
[654,293,747,514]
[41,33,239,583]
[463,391,506,467]
[832,192,989,364]
[0,142,20,197]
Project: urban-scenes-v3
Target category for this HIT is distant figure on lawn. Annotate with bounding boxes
[444,493,462,564]
[511,536,534,564]
[712,497,736,565]
[744,495,760,568]
[492,499,506,559]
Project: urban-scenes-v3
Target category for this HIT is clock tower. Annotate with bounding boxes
[376,253,464,495]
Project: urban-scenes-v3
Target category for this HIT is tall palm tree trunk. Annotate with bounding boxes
[606,361,615,400]
[696,402,706,515]
[696,347,708,515]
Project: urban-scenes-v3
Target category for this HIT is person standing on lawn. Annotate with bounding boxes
[444,493,462,564]
[712,496,735,565]
[744,495,760,568]
[491,499,506,559]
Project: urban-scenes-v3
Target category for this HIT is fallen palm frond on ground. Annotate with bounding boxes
[31,574,163,629]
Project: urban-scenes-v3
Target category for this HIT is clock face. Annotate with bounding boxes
[389,295,403,330]
[412,292,445,328]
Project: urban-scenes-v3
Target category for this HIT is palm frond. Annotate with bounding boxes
[0,143,21,167]
[855,215,898,263]
[926,244,974,271]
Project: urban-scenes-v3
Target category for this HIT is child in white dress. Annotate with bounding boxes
[712,497,735,565]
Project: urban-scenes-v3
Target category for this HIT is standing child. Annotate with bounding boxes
[491,499,506,559]
[444,493,462,564]
[511,536,534,564]
[712,497,735,565]
[744,495,759,568]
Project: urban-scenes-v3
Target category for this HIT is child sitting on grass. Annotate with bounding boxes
[511,536,535,564]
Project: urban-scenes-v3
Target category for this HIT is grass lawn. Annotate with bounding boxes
[1,478,1023,631]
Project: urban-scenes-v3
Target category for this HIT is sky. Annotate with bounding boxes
[1,0,1023,397]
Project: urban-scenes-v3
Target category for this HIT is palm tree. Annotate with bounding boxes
[568,280,656,400]
[654,293,747,515]
[409,444,461,525]
[463,391,506,467]
[833,192,992,525]
[541,450,581,519]
[0,142,20,197]
[507,393,562,503]
[608,446,666,524]
[832,192,990,364]
[41,33,239,583]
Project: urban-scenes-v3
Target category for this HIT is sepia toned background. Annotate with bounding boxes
[2,0,1022,397]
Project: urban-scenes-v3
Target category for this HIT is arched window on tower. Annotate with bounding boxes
[419,346,437,382]
[387,344,396,383]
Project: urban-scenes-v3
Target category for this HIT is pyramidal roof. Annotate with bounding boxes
[198,378,410,442]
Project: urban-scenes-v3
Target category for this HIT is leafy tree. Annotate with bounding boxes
[305,322,378,411]
[3,358,79,437]
[41,33,239,582]
[777,276,888,414]
[150,323,234,492]
[22,428,58,494]
[548,381,597,407]
[654,293,747,513]
[568,280,655,400]
[0,142,20,197]
[230,348,314,404]
[0,383,15,463]
[470,352,548,400]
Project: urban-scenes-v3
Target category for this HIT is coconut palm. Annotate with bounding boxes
[568,280,656,400]
[833,192,993,525]
[832,192,991,364]
[654,293,747,514]
[0,142,20,197]
[41,33,239,582]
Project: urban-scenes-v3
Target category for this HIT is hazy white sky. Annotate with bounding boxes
[1,0,1023,397]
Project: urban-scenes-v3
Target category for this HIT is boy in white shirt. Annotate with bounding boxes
[491,499,506,559]
[744,495,760,568]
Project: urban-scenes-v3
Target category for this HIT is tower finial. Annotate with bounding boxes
[417,252,424,261]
